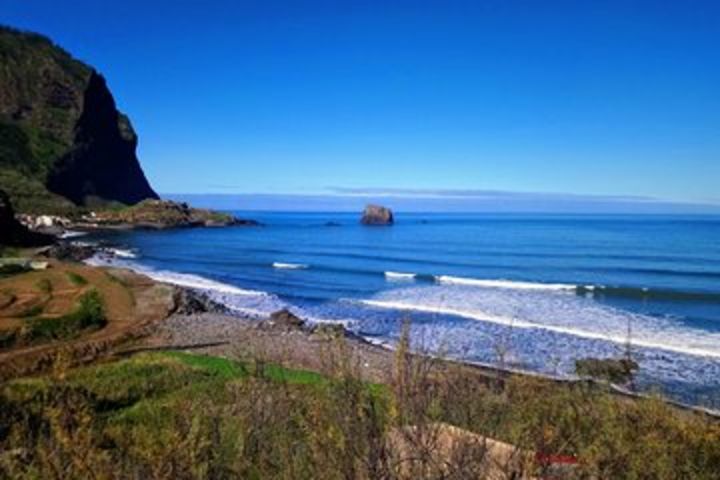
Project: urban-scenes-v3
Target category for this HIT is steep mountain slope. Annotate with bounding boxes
[0,26,157,213]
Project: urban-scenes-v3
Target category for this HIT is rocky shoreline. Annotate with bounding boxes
[14,199,260,238]
[134,299,720,418]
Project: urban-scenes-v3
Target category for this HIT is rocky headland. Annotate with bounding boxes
[0,26,157,214]
[0,26,256,236]
[74,199,260,230]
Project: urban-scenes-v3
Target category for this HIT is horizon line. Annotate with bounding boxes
[160,189,720,208]
[160,191,720,215]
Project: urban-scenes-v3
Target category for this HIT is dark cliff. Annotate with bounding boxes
[46,71,157,205]
[0,189,53,247]
[0,26,158,213]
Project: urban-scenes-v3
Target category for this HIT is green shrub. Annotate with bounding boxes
[0,246,20,258]
[0,329,17,349]
[0,345,718,478]
[575,357,639,384]
[34,277,53,294]
[18,303,44,318]
[0,263,29,277]
[65,271,88,286]
[24,289,105,342]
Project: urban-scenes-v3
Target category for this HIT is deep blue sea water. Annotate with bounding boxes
[84,212,720,406]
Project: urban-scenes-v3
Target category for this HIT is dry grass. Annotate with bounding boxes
[1,327,719,479]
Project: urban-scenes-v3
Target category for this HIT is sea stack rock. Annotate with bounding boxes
[360,204,394,226]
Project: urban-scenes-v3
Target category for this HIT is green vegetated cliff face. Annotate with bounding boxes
[0,26,158,214]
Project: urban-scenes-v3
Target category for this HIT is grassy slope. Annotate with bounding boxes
[4,351,333,429]
[2,349,719,479]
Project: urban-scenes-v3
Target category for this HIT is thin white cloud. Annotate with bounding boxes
[325,186,660,204]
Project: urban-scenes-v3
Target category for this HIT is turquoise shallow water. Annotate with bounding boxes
[84,212,720,406]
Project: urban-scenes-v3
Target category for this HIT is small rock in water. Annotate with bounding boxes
[360,204,394,226]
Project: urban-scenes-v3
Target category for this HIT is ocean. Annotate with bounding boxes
[84,212,720,406]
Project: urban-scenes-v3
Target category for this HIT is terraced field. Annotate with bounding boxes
[0,260,177,380]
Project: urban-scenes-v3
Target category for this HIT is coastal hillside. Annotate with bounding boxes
[0,26,157,214]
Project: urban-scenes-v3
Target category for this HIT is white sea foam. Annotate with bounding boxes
[384,271,417,281]
[309,317,354,328]
[91,253,300,319]
[87,254,264,296]
[272,262,308,270]
[59,230,87,239]
[357,285,720,359]
[107,248,138,259]
[141,270,265,296]
[71,240,97,247]
[435,275,577,291]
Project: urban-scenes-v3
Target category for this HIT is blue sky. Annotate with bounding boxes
[3,1,720,210]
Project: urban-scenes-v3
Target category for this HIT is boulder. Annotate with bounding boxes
[262,308,306,332]
[310,323,347,338]
[172,287,228,315]
[360,204,394,226]
[41,242,96,262]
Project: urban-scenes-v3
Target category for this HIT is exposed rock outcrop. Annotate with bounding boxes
[172,287,229,315]
[259,308,351,339]
[360,204,394,225]
[0,190,53,247]
[40,241,96,262]
[79,199,259,230]
[262,308,306,332]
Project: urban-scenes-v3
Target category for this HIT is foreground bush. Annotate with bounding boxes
[0,341,719,479]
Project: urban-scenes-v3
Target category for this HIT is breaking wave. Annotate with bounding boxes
[106,248,138,259]
[434,275,579,291]
[357,285,720,359]
[86,253,289,317]
[273,262,309,269]
[385,271,417,281]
